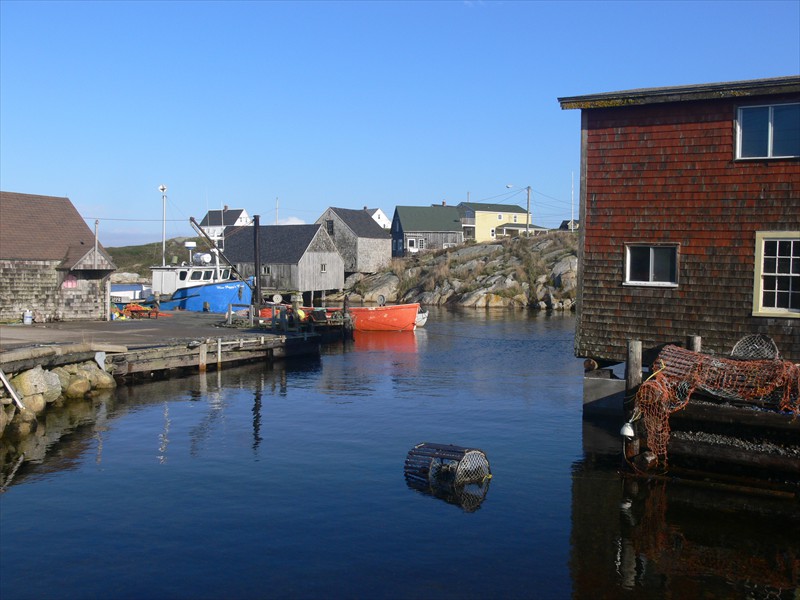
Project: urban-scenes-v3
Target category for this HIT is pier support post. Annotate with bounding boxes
[199,342,208,373]
[624,340,642,459]
[624,340,642,418]
[687,335,702,353]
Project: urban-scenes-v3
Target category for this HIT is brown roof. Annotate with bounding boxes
[0,191,115,268]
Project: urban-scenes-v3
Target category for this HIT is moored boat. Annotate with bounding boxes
[415,307,428,328]
[149,251,252,313]
[298,302,420,332]
[348,303,420,332]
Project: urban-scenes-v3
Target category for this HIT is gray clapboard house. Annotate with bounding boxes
[316,207,391,275]
[391,204,464,257]
[0,191,116,322]
[224,224,344,303]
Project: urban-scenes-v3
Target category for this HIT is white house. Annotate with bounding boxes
[365,207,391,229]
[198,206,252,249]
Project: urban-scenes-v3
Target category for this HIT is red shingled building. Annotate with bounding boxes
[559,76,800,364]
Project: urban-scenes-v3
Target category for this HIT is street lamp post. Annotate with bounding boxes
[159,184,167,266]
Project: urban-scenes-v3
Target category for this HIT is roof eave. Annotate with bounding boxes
[558,76,800,110]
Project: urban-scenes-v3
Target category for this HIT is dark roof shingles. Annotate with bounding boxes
[0,191,111,264]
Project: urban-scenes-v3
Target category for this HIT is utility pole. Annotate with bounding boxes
[526,186,531,236]
[275,197,279,225]
[571,172,575,232]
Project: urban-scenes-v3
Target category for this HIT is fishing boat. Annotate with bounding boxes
[146,212,253,314]
[348,303,420,332]
[150,251,252,313]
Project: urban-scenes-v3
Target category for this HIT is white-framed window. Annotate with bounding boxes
[490,228,496,238]
[408,238,416,249]
[497,213,503,220]
[736,103,800,159]
[320,263,327,273]
[513,214,518,223]
[190,271,203,281]
[624,244,679,286]
[418,238,425,250]
[262,265,271,275]
[753,231,799,317]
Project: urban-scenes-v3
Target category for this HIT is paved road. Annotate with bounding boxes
[0,311,258,351]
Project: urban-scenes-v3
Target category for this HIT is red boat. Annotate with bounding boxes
[348,303,420,332]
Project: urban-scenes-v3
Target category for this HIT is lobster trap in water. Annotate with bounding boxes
[404,442,492,512]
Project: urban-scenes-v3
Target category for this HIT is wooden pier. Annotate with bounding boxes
[0,332,321,381]
[612,336,800,495]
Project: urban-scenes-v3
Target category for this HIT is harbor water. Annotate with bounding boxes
[1,308,798,599]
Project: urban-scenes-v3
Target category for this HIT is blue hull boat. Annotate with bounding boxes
[156,280,252,313]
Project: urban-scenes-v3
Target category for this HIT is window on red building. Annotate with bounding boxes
[737,103,800,159]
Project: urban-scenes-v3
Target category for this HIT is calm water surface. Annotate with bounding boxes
[1,308,797,599]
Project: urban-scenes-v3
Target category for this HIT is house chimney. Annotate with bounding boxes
[224,204,229,211]
[364,206,368,210]
[442,200,446,206]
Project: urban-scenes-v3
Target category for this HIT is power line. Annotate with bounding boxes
[84,217,186,222]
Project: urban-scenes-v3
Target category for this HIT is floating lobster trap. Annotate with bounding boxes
[404,442,492,512]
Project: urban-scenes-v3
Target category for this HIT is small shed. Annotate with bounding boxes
[316,207,391,274]
[224,224,344,303]
[0,191,116,321]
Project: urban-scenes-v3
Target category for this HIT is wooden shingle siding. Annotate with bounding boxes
[574,92,800,363]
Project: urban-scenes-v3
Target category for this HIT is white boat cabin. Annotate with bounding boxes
[151,252,234,296]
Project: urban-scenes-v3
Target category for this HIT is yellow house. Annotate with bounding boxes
[458,202,542,242]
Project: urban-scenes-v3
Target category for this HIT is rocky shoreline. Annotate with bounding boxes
[1,358,116,438]
[332,231,578,310]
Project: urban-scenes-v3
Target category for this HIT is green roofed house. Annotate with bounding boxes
[391,204,464,257]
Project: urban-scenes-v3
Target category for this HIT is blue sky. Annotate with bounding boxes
[2,0,799,246]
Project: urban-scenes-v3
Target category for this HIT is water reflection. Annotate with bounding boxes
[0,359,311,486]
[572,422,800,599]
[2,309,796,599]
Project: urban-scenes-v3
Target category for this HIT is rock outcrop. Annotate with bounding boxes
[335,231,578,310]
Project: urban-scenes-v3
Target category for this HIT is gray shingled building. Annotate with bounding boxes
[0,191,116,322]
[315,207,391,274]
[224,224,344,304]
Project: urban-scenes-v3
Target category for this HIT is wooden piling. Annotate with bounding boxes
[624,340,642,459]
[199,342,207,373]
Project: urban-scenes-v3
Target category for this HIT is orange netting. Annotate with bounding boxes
[634,344,800,464]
